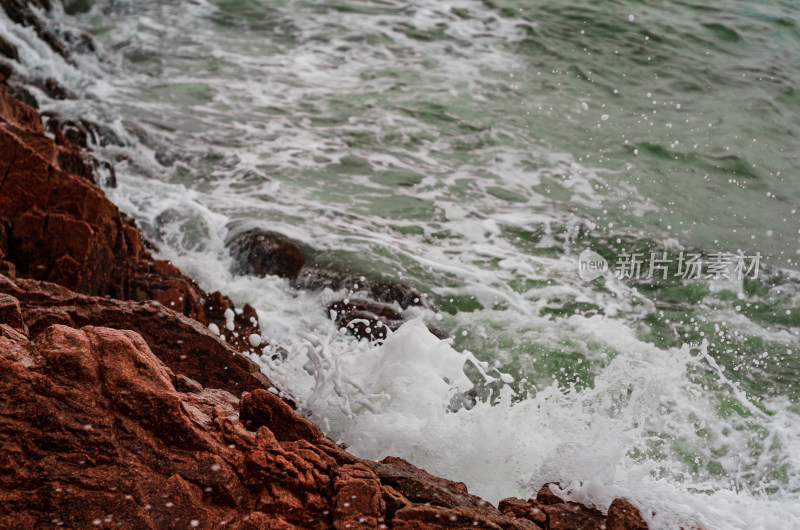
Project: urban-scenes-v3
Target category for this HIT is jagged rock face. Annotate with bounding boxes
[0,274,651,529]
[0,82,165,299]
[0,275,269,397]
[0,81,251,340]
[0,275,533,529]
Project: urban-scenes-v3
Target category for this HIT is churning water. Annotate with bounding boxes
[3,0,800,527]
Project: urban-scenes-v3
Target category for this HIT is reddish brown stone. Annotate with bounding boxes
[239,388,322,441]
[542,502,605,530]
[0,260,15,279]
[0,220,6,258]
[0,272,652,529]
[0,275,268,397]
[0,292,23,331]
[607,498,648,530]
[0,83,215,323]
[498,497,547,526]
[536,482,565,505]
[332,463,386,529]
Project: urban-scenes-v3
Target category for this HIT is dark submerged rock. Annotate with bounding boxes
[227,228,305,279]
[607,498,649,530]
[0,34,19,62]
[328,297,404,341]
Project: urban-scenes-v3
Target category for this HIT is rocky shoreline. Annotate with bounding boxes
[0,2,651,528]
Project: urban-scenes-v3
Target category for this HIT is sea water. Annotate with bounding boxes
[3,0,800,527]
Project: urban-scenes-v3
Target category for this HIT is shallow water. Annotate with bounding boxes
[4,0,800,527]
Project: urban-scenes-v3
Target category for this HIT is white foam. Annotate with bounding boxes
[264,319,800,529]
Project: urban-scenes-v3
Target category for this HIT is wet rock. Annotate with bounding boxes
[0,84,131,297]
[227,228,305,279]
[96,159,117,187]
[368,457,538,529]
[536,482,565,505]
[369,456,472,507]
[607,498,649,530]
[63,0,92,15]
[332,463,387,529]
[0,274,270,396]
[30,76,71,100]
[296,269,428,340]
[530,483,611,530]
[239,388,322,441]
[0,292,24,331]
[294,268,423,309]
[542,502,605,530]
[0,0,72,62]
[0,60,11,84]
[0,36,17,61]
[0,84,237,328]
[328,297,404,341]
[5,81,37,108]
[43,112,125,148]
[130,259,207,321]
[201,291,263,353]
[202,290,234,322]
[0,311,264,526]
[0,260,15,279]
[55,146,96,181]
[498,497,547,526]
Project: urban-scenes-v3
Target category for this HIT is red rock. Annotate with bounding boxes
[0,275,268,397]
[0,85,42,131]
[0,121,124,296]
[1,279,584,527]
[367,457,537,529]
[0,285,329,527]
[239,388,322,441]
[382,484,412,519]
[0,292,24,331]
[332,463,386,529]
[498,497,547,526]
[0,260,15,279]
[0,83,215,325]
[542,501,605,529]
[0,220,6,258]
[535,482,565,505]
[607,498,649,530]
